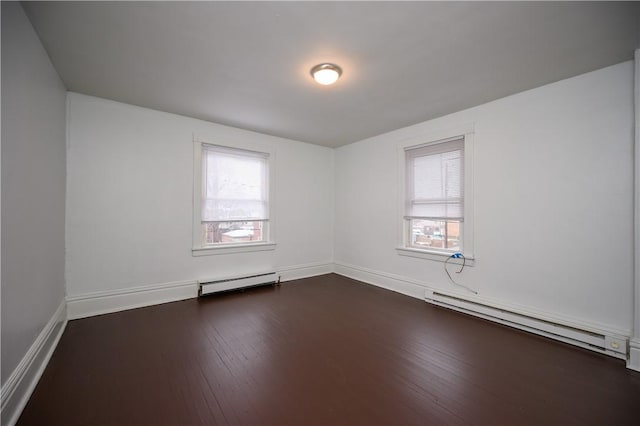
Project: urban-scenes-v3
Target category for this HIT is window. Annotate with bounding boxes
[398,128,474,261]
[193,141,275,255]
[405,137,464,252]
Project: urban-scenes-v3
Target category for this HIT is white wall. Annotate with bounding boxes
[335,61,634,335]
[66,93,334,297]
[631,50,640,371]
[1,2,67,384]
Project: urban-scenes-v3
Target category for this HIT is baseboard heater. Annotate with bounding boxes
[199,272,279,296]
[424,289,629,359]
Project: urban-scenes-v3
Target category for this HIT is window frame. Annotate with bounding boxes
[192,136,276,256]
[396,124,475,263]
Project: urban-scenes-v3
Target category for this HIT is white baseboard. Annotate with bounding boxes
[334,261,426,300]
[1,299,67,426]
[334,261,631,361]
[66,262,334,320]
[63,261,637,368]
[66,279,198,320]
[629,339,640,371]
[277,261,334,282]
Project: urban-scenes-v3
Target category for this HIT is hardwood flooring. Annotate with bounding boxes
[18,274,640,425]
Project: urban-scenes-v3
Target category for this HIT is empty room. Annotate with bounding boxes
[2,1,640,425]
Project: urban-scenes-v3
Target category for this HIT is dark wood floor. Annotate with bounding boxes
[18,273,640,425]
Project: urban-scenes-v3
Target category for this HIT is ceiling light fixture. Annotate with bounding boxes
[311,63,342,85]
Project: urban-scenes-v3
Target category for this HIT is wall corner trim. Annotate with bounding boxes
[277,261,334,282]
[0,299,68,426]
[629,339,640,372]
[333,261,427,300]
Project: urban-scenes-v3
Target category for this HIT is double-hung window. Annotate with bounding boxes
[401,132,473,259]
[193,141,275,255]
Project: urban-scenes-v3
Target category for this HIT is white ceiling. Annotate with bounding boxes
[23,1,639,148]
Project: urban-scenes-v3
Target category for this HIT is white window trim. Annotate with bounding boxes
[192,242,276,256]
[396,124,475,263]
[192,135,276,256]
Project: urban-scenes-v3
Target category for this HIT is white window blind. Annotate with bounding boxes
[405,137,464,221]
[202,145,269,222]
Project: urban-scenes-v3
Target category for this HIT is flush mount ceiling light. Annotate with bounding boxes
[310,63,342,85]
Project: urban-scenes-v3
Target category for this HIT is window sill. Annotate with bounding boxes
[192,242,276,256]
[396,247,475,266]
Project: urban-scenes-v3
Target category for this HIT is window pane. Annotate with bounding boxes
[202,147,268,221]
[409,219,461,251]
[203,221,265,245]
[405,138,464,221]
[413,150,462,200]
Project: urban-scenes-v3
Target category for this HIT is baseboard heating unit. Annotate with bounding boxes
[424,289,629,359]
[199,272,279,296]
